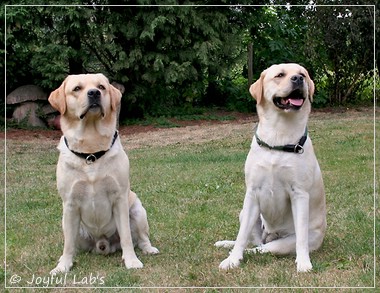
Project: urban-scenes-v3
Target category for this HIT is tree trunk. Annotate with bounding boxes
[248,42,253,88]
[67,26,84,74]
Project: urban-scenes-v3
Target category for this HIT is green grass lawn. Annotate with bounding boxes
[2,108,379,290]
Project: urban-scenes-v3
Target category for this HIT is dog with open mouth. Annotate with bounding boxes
[215,63,326,272]
[48,73,159,275]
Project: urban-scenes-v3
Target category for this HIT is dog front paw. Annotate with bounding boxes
[50,256,73,275]
[296,260,312,272]
[219,255,241,270]
[296,256,312,272]
[123,257,143,269]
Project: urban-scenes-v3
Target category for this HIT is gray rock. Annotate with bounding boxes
[12,102,46,128]
[7,85,47,104]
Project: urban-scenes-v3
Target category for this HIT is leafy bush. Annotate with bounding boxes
[3,4,375,118]
[208,77,255,113]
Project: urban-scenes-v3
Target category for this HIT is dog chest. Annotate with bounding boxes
[70,175,124,234]
[245,149,315,230]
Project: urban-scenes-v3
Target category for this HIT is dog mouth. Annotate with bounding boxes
[273,89,305,110]
[80,103,105,119]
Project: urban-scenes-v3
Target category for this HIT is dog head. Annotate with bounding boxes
[49,74,122,152]
[249,63,314,112]
[49,73,121,122]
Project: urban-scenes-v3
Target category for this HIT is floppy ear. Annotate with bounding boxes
[306,73,315,102]
[109,84,122,111]
[48,81,66,114]
[249,70,266,104]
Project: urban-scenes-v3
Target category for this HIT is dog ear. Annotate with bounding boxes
[48,81,66,114]
[109,84,122,112]
[306,73,315,102]
[249,70,266,104]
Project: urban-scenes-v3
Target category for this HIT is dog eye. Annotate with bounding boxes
[73,86,81,92]
[275,73,284,78]
[98,85,105,90]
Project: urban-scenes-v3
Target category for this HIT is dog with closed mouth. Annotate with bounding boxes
[48,73,159,275]
[215,63,326,272]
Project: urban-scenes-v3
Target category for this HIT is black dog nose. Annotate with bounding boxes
[290,75,304,86]
[87,89,101,98]
[87,89,101,104]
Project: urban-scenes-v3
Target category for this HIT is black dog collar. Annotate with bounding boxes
[255,127,308,154]
[64,131,119,164]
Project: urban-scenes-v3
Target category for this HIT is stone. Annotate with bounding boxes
[12,102,46,128]
[7,85,47,105]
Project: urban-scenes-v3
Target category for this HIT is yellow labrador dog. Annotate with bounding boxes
[48,73,159,275]
[215,64,326,272]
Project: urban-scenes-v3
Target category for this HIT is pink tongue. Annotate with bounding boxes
[289,98,303,106]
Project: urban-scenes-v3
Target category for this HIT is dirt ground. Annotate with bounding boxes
[2,107,377,149]
[3,111,255,147]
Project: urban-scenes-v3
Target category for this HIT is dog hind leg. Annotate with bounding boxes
[130,198,159,255]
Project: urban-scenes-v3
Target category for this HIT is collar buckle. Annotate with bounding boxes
[85,154,97,164]
[294,144,304,154]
